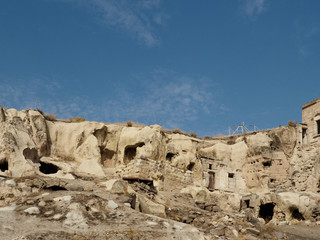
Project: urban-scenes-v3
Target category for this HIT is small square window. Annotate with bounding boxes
[228,173,234,178]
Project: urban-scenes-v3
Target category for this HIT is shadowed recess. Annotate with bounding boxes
[39,161,60,174]
[259,203,275,223]
[0,159,8,172]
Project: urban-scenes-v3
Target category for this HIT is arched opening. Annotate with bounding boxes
[259,203,275,223]
[166,153,175,161]
[23,148,38,162]
[100,147,116,168]
[124,142,145,164]
[94,126,108,145]
[0,159,8,172]
[262,160,272,167]
[39,161,60,174]
[125,147,137,162]
[290,207,305,221]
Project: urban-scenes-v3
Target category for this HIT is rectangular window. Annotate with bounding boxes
[209,164,212,170]
[244,200,250,208]
[317,120,320,134]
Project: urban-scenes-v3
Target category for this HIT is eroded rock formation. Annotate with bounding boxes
[1,98,320,239]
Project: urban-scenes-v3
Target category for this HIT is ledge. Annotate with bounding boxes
[302,97,320,109]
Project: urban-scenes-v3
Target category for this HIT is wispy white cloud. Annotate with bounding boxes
[299,46,308,56]
[0,70,226,131]
[100,69,225,129]
[0,77,97,120]
[295,23,319,56]
[306,27,318,38]
[68,0,165,46]
[242,0,266,16]
[138,0,160,9]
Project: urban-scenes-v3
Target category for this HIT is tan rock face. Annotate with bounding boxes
[2,103,320,238]
[0,109,41,177]
[268,127,297,158]
[165,134,198,170]
[0,106,317,197]
[118,125,166,165]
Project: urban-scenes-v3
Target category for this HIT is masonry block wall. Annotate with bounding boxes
[302,97,320,142]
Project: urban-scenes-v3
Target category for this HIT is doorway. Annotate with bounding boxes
[208,172,215,190]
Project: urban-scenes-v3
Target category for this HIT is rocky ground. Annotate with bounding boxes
[1,174,319,240]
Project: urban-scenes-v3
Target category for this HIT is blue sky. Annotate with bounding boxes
[1,0,320,137]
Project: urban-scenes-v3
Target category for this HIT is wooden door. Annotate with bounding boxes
[208,172,215,190]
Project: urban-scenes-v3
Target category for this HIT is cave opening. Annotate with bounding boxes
[290,207,305,221]
[124,147,136,163]
[100,147,116,168]
[166,153,175,161]
[94,126,108,145]
[0,160,8,172]
[228,173,234,178]
[39,161,60,174]
[124,143,145,164]
[187,162,195,171]
[23,148,38,163]
[263,160,272,167]
[46,185,67,191]
[259,203,275,223]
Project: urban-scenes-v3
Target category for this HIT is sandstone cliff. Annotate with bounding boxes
[1,106,320,239]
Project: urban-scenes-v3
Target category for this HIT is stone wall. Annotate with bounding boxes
[302,97,320,143]
[121,158,193,191]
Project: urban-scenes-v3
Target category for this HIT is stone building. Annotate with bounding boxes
[298,97,320,145]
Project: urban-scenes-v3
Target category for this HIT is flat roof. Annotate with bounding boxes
[302,97,320,110]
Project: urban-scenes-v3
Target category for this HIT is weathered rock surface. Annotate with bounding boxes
[1,105,320,239]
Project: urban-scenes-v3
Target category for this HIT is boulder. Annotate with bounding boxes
[24,207,40,215]
[181,186,209,202]
[107,200,119,210]
[100,179,128,194]
[138,194,166,218]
